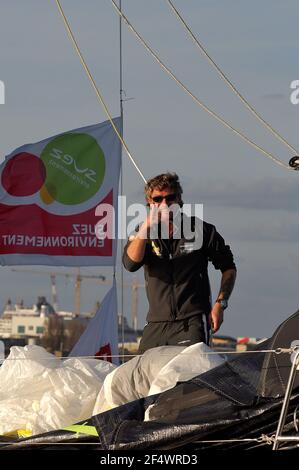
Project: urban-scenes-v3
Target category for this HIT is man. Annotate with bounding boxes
[123,172,236,354]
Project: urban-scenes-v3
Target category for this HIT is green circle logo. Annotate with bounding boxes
[40,133,105,205]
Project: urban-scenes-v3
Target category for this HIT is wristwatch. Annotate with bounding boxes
[216,299,228,310]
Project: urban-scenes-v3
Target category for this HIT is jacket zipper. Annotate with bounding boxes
[162,239,178,319]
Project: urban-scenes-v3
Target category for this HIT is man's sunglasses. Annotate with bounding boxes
[151,193,177,203]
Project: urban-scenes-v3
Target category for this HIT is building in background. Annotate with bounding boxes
[0,297,143,357]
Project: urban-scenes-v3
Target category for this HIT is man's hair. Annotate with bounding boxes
[145,172,183,206]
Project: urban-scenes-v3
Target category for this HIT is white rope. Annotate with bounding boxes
[166,0,299,156]
[109,0,292,171]
[193,434,275,445]
[0,434,276,446]
[0,347,292,363]
[54,0,146,183]
[293,405,299,433]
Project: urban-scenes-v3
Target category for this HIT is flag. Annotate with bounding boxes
[69,280,119,365]
[0,118,121,266]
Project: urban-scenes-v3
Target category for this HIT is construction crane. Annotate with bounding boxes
[78,274,145,331]
[11,268,144,328]
[72,268,107,316]
[11,268,105,316]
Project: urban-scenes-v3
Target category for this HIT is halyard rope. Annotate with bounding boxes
[109,0,293,171]
[55,0,296,171]
[166,0,299,156]
[54,0,146,183]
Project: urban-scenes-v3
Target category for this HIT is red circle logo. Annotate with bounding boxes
[1,153,46,197]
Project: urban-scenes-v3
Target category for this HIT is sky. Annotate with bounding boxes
[0,0,299,339]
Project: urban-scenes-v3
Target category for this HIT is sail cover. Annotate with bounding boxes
[91,309,299,450]
[2,310,299,451]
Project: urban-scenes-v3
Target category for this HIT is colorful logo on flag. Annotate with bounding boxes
[0,118,121,266]
[40,133,105,205]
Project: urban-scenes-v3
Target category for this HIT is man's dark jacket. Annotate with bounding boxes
[123,216,236,322]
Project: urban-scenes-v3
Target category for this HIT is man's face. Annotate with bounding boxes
[148,187,178,207]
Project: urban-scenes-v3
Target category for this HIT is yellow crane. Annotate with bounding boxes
[71,273,145,329]
[11,268,144,329]
[11,268,105,316]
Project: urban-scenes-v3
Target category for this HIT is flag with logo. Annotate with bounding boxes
[69,280,119,365]
[0,118,121,266]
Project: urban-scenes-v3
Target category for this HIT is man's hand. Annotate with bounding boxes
[142,204,173,239]
[209,302,224,333]
[209,268,236,333]
[126,205,165,263]
[137,205,158,237]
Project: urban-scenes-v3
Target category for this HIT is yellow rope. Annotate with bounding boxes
[54,0,146,183]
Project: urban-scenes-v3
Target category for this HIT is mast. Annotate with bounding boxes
[119,0,125,357]
[75,267,81,317]
[119,0,124,126]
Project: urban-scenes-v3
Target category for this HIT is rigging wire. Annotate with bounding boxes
[109,0,293,171]
[54,0,146,183]
[166,0,299,156]
[0,347,293,363]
